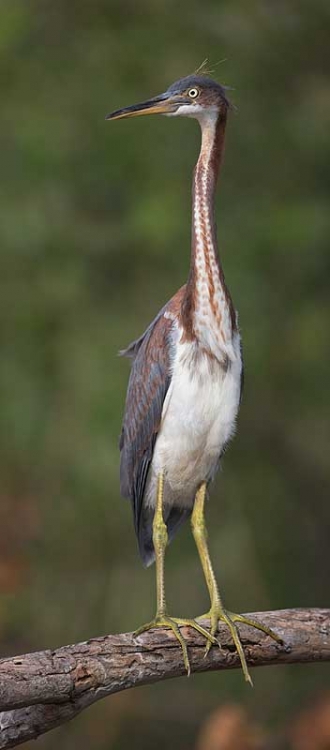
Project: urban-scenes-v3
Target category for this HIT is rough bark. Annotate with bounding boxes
[0,608,329,749]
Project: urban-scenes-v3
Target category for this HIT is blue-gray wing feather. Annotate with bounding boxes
[120,307,172,529]
[119,288,190,565]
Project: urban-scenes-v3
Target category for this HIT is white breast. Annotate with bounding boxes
[144,327,242,510]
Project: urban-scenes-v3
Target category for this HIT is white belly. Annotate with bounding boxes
[145,332,242,509]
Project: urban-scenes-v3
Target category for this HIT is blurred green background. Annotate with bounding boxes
[1,0,330,748]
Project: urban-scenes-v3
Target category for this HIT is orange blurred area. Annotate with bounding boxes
[196,705,264,750]
[196,694,330,750]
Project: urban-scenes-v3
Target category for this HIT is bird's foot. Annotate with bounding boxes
[134,614,218,676]
[197,607,283,686]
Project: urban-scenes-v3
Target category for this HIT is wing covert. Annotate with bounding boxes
[119,301,176,534]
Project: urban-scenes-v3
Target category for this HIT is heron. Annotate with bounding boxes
[106,74,281,683]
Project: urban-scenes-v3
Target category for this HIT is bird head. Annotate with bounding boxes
[105,75,230,123]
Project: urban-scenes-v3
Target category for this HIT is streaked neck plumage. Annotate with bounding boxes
[181,110,236,362]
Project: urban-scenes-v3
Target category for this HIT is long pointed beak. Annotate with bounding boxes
[105,92,182,121]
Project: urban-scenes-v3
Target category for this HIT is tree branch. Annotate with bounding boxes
[0,608,329,748]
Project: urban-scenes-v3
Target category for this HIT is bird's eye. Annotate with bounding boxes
[188,88,199,99]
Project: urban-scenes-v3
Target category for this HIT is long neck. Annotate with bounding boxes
[181,112,236,358]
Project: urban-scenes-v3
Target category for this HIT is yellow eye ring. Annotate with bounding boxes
[188,88,199,99]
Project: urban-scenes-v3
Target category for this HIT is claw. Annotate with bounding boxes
[229,612,284,645]
[134,614,217,675]
[197,608,283,684]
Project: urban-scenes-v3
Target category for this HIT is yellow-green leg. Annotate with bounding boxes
[191,482,283,685]
[134,472,217,675]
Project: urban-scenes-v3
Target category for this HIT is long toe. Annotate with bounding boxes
[203,608,284,684]
[175,618,218,647]
[195,611,221,657]
[196,607,254,684]
[134,615,219,675]
[228,612,283,644]
[134,615,191,674]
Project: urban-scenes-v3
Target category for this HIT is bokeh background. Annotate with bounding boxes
[1,1,330,748]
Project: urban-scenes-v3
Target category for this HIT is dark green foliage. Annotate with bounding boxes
[1,1,329,747]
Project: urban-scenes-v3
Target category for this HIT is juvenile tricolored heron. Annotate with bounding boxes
[106,75,281,683]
